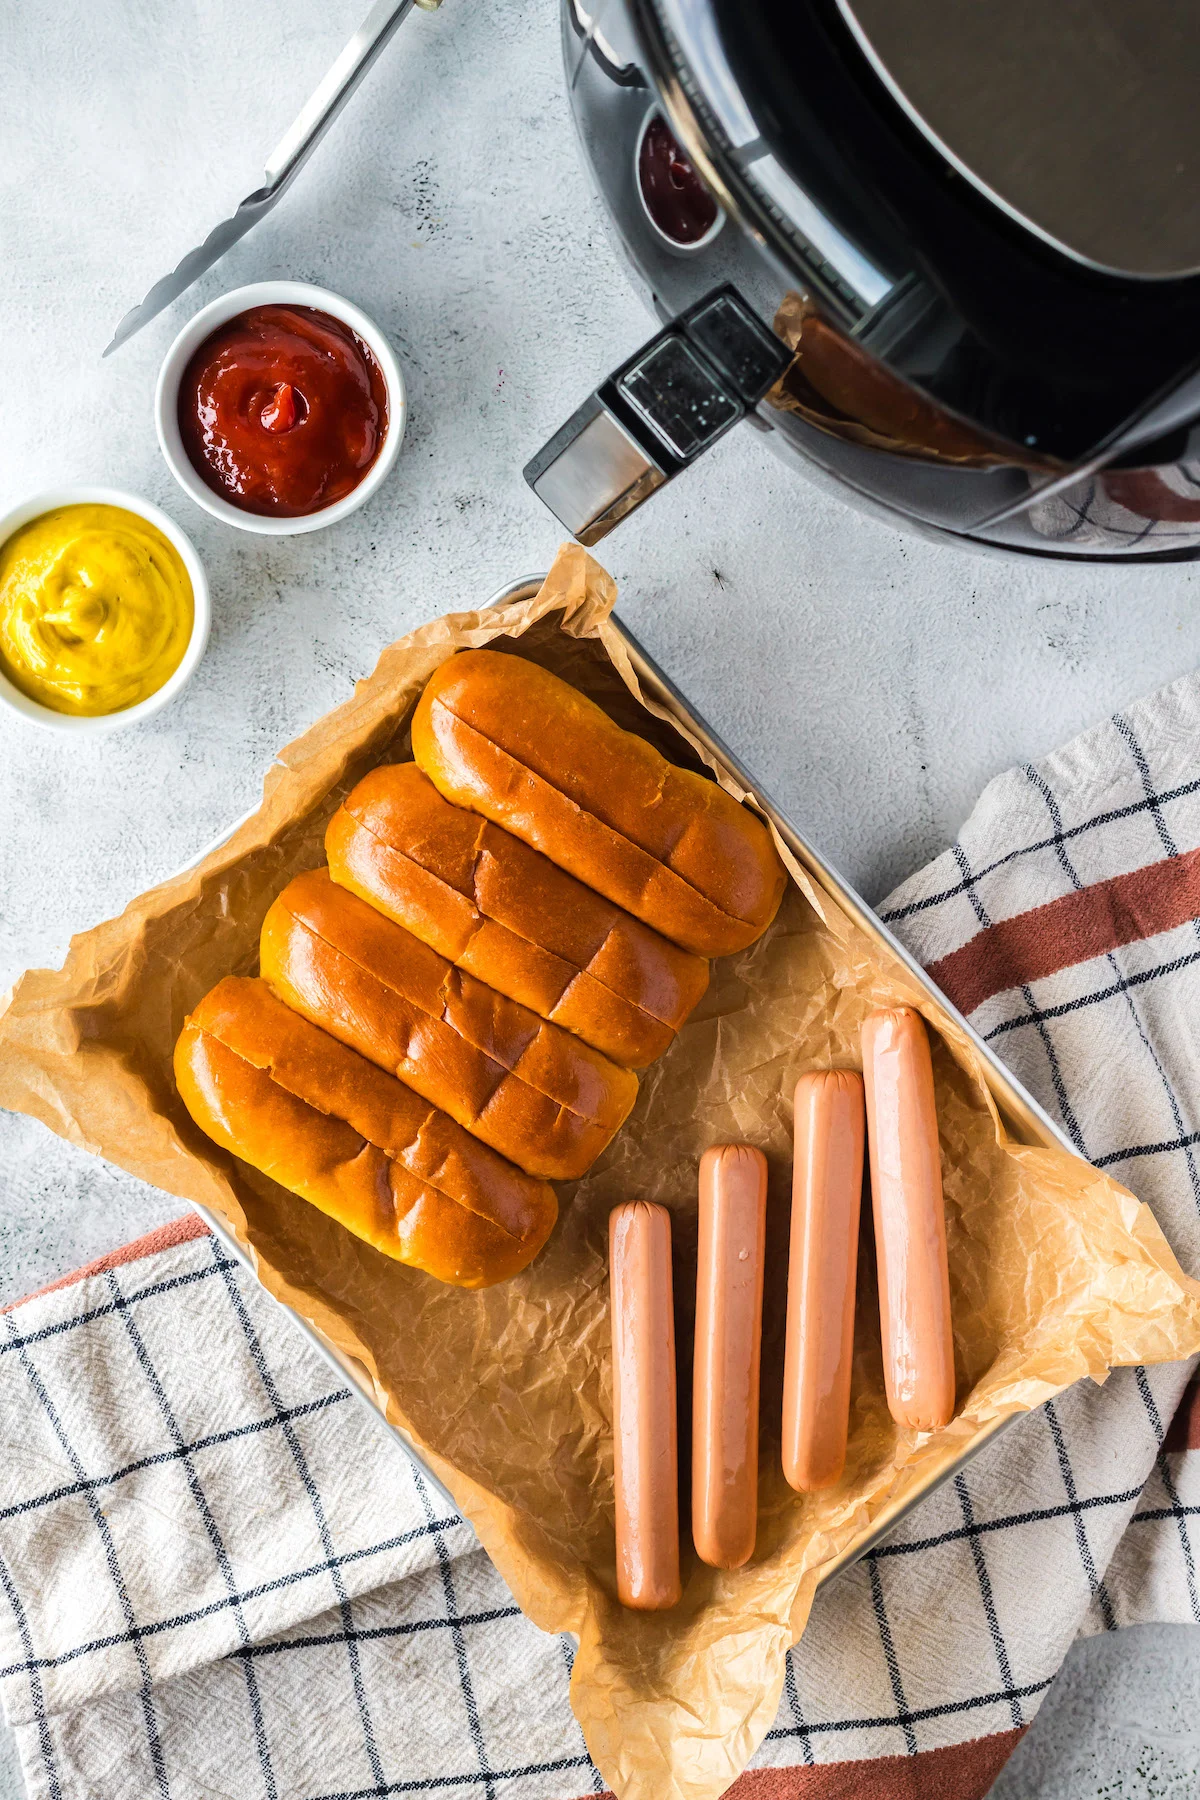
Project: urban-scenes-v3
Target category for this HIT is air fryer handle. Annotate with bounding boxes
[523,286,790,545]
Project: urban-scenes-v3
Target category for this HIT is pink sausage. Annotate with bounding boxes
[693,1144,767,1568]
[609,1201,681,1609]
[782,1070,865,1490]
[861,1008,956,1432]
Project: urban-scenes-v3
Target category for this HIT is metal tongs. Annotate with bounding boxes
[104,0,442,356]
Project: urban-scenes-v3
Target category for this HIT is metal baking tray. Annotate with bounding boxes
[189,571,1069,1576]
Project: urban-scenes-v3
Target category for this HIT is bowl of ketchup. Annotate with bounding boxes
[156,282,405,535]
[634,109,724,255]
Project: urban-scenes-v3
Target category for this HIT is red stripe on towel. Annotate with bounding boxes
[927,846,1200,1016]
[1165,1377,1200,1452]
[571,1726,1025,1800]
[3,1212,212,1312]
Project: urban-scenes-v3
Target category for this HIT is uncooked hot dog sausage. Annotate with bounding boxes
[693,1145,767,1568]
[609,1202,681,1609]
[861,1008,956,1432]
[782,1071,865,1490]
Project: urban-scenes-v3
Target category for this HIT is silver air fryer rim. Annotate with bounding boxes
[635,0,1200,306]
[631,0,895,326]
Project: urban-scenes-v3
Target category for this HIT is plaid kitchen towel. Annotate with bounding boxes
[5,672,1200,1800]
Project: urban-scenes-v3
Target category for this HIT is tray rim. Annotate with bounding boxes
[180,568,1086,1592]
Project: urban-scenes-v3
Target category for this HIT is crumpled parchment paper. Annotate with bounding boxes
[2,544,1198,1800]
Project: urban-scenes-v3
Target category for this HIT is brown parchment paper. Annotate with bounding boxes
[767,291,1037,470]
[3,544,1200,1800]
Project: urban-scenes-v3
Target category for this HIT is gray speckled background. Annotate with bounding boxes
[1,2,1199,1794]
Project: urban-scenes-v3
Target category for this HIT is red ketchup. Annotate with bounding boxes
[178,305,389,517]
[638,115,719,246]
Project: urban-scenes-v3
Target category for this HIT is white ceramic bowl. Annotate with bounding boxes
[155,280,406,536]
[0,486,210,736]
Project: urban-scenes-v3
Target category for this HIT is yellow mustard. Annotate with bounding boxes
[0,503,194,716]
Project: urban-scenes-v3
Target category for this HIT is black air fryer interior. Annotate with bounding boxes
[710,0,1200,463]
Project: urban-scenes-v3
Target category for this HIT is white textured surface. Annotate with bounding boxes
[1,2,1199,1794]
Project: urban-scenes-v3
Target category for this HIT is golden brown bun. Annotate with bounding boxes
[410,651,787,957]
[174,977,557,1288]
[326,763,709,1069]
[260,868,638,1182]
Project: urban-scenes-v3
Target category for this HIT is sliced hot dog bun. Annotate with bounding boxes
[174,976,557,1288]
[326,763,709,1068]
[260,868,638,1183]
[410,650,787,957]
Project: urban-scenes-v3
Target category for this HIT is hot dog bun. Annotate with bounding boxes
[411,650,787,957]
[260,868,638,1182]
[326,763,709,1069]
[174,976,557,1288]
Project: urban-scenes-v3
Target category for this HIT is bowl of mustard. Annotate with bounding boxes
[0,487,208,733]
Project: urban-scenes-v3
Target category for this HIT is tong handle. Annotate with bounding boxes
[263,0,435,192]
